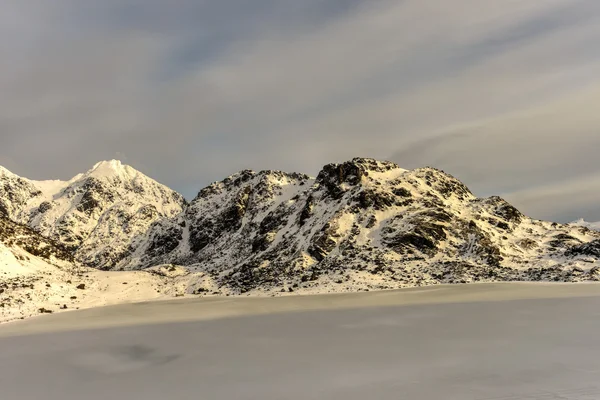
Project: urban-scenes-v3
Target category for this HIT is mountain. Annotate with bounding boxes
[149,158,600,293]
[0,160,185,269]
[2,157,600,300]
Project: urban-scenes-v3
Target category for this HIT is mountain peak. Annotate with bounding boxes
[91,159,126,171]
[315,158,404,197]
[341,157,401,172]
[87,159,139,180]
[93,159,123,169]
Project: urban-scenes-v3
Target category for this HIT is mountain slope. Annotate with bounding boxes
[2,158,600,298]
[0,166,42,219]
[166,158,600,293]
[0,211,198,322]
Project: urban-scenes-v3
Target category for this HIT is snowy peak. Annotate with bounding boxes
[64,159,186,214]
[0,160,186,269]
[312,158,473,204]
[92,159,125,170]
[87,159,140,180]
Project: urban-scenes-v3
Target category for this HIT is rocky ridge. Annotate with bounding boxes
[2,157,600,300]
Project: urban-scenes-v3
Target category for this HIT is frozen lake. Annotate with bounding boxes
[2,283,600,399]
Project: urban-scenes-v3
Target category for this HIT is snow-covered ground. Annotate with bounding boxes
[0,242,204,323]
[3,284,600,400]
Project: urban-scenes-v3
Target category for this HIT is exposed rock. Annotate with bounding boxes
[566,240,600,258]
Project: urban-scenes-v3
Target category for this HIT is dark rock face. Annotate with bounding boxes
[146,223,183,258]
[316,158,399,199]
[189,182,255,253]
[298,195,315,226]
[37,201,52,214]
[0,214,75,263]
[549,234,581,249]
[308,222,340,261]
[392,187,412,198]
[489,197,524,223]
[188,224,214,253]
[0,174,42,219]
[222,185,252,229]
[252,206,289,253]
[384,220,446,256]
[76,178,115,215]
[488,218,510,231]
[354,189,398,211]
[566,240,600,258]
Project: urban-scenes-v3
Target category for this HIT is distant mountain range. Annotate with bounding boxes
[2,157,600,319]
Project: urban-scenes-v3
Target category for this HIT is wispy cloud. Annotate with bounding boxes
[505,171,600,222]
[0,0,599,221]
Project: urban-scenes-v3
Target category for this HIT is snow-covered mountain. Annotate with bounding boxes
[150,158,600,293]
[0,160,185,269]
[2,157,600,299]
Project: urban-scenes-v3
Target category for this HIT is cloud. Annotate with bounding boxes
[504,172,600,222]
[0,0,599,222]
[390,84,600,212]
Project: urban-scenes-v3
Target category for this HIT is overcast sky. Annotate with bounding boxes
[1,0,600,223]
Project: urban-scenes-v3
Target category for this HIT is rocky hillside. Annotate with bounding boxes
[160,158,600,293]
[0,211,83,319]
[0,166,42,219]
[0,211,197,322]
[2,158,600,297]
[0,211,74,265]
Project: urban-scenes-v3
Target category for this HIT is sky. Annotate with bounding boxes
[1,0,600,223]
